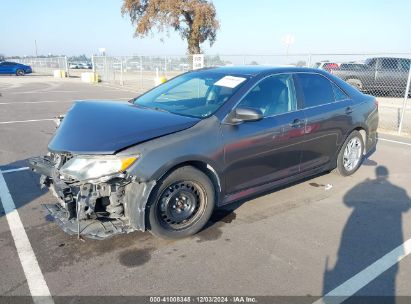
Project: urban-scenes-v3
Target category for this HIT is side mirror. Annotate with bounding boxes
[128,96,140,104]
[226,107,263,124]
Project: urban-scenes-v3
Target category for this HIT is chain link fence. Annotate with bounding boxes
[309,53,411,136]
[13,57,68,75]
[7,53,410,136]
[92,53,411,135]
[92,55,191,89]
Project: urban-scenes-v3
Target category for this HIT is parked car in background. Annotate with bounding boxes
[29,66,378,240]
[339,63,367,71]
[331,57,411,96]
[69,62,80,69]
[69,62,92,69]
[313,61,341,72]
[80,62,92,69]
[0,61,32,76]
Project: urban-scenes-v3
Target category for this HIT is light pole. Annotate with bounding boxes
[34,40,38,57]
[282,34,295,62]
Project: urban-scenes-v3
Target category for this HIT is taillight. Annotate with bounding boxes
[324,63,340,71]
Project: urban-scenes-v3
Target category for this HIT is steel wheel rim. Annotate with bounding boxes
[157,181,207,230]
[343,136,362,171]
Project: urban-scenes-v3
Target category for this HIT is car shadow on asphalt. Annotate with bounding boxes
[322,166,411,303]
[196,169,336,242]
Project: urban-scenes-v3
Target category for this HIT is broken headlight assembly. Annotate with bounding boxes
[59,155,138,181]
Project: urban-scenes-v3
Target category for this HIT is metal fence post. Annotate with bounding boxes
[91,55,95,73]
[64,56,69,77]
[120,57,124,86]
[140,56,143,90]
[307,54,312,68]
[398,64,411,135]
[104,55,108,83]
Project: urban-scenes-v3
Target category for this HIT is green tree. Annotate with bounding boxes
[122,0,219,54]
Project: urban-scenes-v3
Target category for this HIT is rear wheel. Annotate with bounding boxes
[147,166,215,239]
[335,130,364,176]
[16,69,25,76]
[346,78,363,91]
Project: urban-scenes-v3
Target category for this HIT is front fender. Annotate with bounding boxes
[123,180,156,231]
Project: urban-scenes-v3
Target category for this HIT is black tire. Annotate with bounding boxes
[147,166,215,239]
[346,78,363,91]
[16,69,25,76]
[335,130,364,176]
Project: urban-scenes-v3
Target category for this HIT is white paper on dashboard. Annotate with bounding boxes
[214,76,247,88]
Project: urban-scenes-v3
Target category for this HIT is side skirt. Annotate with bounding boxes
[220,164,331,207]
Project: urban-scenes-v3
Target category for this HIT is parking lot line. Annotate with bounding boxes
[379,138,411,146]
[0,100,71,105]
[0,169,54,304]
[313,238,411,304]
[0,98,131,106]
[0,118,56,125]
[1,167,30,174]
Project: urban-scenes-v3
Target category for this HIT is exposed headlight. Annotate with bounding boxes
[59,156,138,181]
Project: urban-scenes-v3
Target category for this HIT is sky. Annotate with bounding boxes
[1,0,410,57]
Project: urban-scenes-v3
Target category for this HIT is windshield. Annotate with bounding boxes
[133,71,250,118]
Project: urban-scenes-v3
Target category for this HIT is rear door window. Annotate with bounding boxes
[332,83,349,101]
[297,73,336,108]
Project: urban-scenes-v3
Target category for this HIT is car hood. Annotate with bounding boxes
[48,100,200,154]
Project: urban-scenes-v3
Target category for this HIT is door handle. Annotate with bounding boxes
[289,119,305,128]
[345,107,354,114]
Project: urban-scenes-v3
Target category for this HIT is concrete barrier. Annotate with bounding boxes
[81,72,100,83]
[53,70,67,78]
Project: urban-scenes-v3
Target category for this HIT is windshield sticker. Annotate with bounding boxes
[214,76,247,88]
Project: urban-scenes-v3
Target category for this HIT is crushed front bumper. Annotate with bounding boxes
[44,203,133,240]
[28,156,156,239]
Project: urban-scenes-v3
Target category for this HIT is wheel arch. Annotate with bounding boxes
[332,125,368,170]
[150,158,223,205]
[350,126,368,154]
[158,160,221,192]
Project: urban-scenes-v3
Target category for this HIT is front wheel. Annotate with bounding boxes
[335,130,364,176]
[147,166,215,239]
[16,69,25,76]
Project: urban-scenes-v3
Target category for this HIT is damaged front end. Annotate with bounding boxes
[28,153,155,240]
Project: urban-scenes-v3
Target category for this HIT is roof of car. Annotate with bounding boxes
[199,65,325,76]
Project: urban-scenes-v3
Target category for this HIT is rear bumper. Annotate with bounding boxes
[366,130,378,155]
[28,156,156,239]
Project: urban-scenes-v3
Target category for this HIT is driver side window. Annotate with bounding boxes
[238,74,297,117]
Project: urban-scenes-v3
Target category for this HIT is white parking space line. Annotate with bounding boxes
[0,100,71,105]
[313,238,411,304]
[0,98,131,105]
[97,83,141,93]
[2,167,30,174]
[8,90,78,94]
[379,137,411,146]
[0,170,54,304]
[0,118,56,125]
